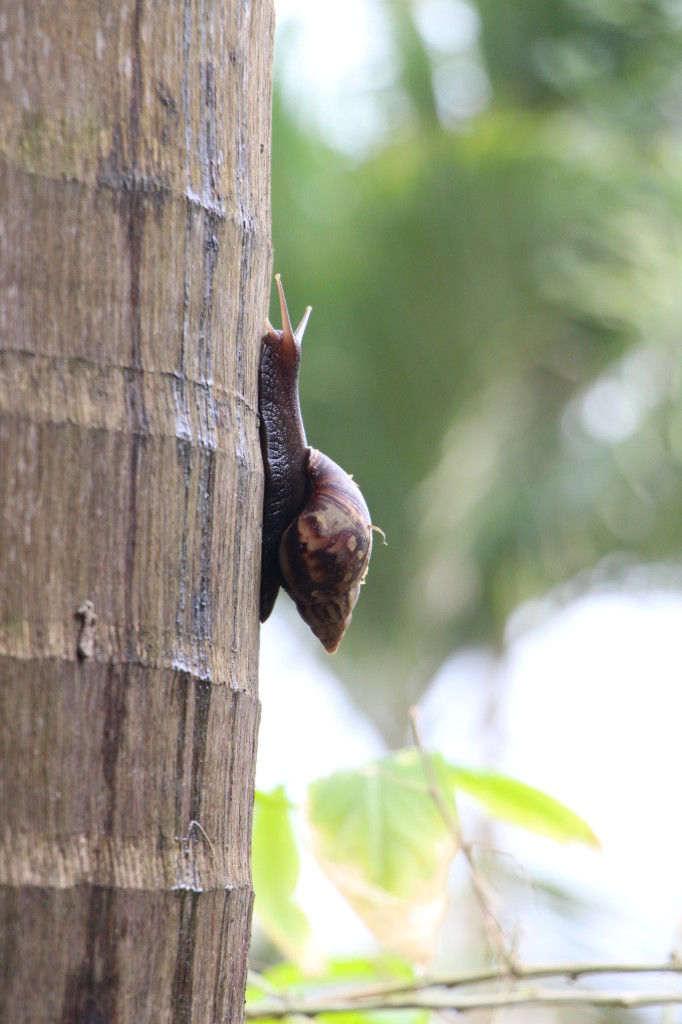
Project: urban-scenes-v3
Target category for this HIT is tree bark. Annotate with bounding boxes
[0,2,273,1021]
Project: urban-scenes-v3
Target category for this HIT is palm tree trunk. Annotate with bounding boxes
[0,2,273,1021]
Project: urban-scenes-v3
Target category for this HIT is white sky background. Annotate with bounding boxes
[258,0,682,984]
[273,0,397,157]
[424,593,682,964]
[273,0,489,157]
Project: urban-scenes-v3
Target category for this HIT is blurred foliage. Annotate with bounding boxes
[251,751,597,970]
[269,0,682,737]
[252,788,311,965]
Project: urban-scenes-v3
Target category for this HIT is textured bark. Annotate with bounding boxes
[0,2,273,1021]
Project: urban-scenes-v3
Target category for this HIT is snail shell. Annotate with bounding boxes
[259,274,375,651]
[278,449,372,653]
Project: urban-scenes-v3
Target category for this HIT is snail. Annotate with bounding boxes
[259,274,374,653]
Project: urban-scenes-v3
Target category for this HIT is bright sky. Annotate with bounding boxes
[273,0,397,156]
[425,592,682,962]
[272,0,489,156]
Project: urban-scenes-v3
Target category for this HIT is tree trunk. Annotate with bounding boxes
[0,2,273,1021]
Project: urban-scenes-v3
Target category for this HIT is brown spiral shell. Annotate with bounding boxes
[259,275,377,650]
[278,448,372,653]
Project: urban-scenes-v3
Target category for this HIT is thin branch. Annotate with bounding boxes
[408,705,517,970]
[344,958,682,999]
[245,966,682,1015]
[245,990,682,1020]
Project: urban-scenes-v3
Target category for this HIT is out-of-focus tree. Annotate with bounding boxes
[268,0,682,740]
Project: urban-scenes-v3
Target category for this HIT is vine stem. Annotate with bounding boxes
[408,704,517,970]
[245,979,682,1019]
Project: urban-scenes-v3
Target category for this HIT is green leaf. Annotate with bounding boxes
[252,787,311,963]
[317,1008,429,1023]
[306,750,459,962]
[448,767,600,848]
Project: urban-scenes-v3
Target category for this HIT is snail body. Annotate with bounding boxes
[259,275,373,653]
